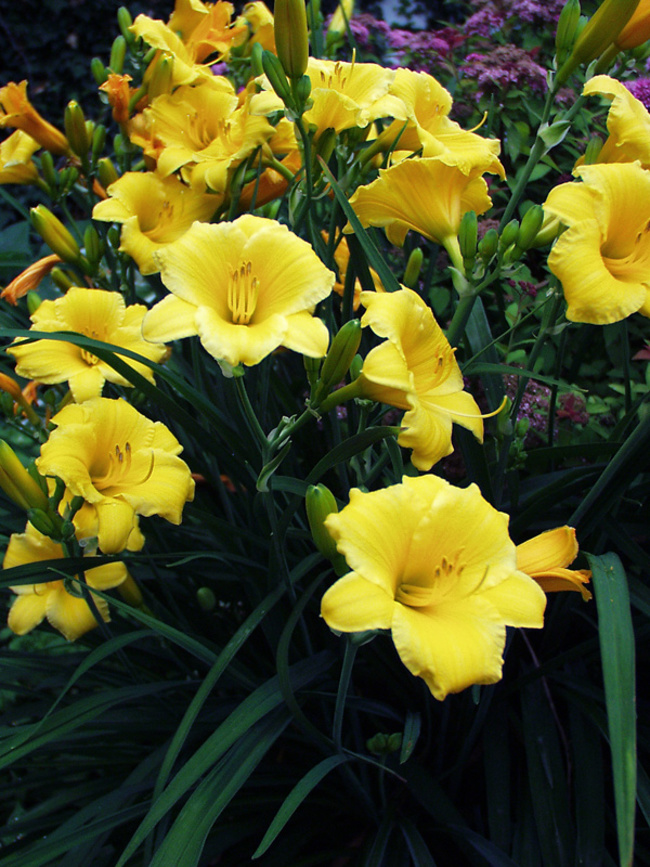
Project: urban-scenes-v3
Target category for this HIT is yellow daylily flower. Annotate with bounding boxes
[516,526,592,601]
[580,75,650,168]
[0,81,69,155]
[92,172,220,275]
[321,475,546,701]
[0,130,40,185]
[134,85,275,193]
[357,288,483,470]
[251,57,408,136]
[235,1,275,53]
[346,156,494,263]
[380,68,505,177]
[36,398,195,554]
[6,287,168,403]
[141,215,334,368]
[545,162,650,323]
[5,522,129,641]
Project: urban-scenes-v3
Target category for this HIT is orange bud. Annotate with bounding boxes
[0,81,70,155]
[99,73,135,125]
[1,254,62,305]
[616,0,650,47]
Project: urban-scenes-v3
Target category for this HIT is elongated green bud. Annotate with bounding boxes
[314,127,337,166]
[92,125,107,162]
[39,150,58,192]
[261,50,294,106]
[274,0,309,79]
[91,57,108,86]
[583,135,603,164]
[516,204,545,251]
[64,101,90,160]
[50,267,74,292]
[555,0,582,66]
[458,210,478,270]
[556,0,641,83]
[26,291,42,314]
[478,227,499,262]
[84,225,103,267]
[110,35,127,74]
[499,219,520,253]
[97,157,119,189]
[117,6,134,44]
[26,508,57,537]
[293,73,312,106]
[306,484,347,573]
[250,41,265,77]
[30,206,81,264]
[403,247,423,288]
[316,319,362,399]
[147,55,174,100]
[304,355,321,390]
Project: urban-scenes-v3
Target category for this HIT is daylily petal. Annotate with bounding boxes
[141,294,200,342]
[391,597,506,701]
[46,583,110,641]
[321,573,394,632]
[7,592,48,635]
[516,526,579,573]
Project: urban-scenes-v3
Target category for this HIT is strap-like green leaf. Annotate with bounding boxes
[586,552,637,867]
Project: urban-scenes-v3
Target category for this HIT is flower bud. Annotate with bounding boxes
[39,150,58,192]
[0,439,50,512]
[293,73,312,107]
[110,35,127,74]
[50,266,74,292]
[306,484,347,572]
[92,125,107,162]
[261,49,294,106]
[555,0,582,66]
[26,507,58,536]
[499,219,520,253]
[250,41,265,77]
[91,57,109,86]
[197,587,217,612]
[84,225,103,267]
[478,228,499,262]
[366,732,402,756]
[616,0,650,48]
[64,101,90,160]
[97,157,119,189]
[30,205,81,264]
[117,6,134,46]
[458,210,478,269]
[556,0,642,83]
[304,355,321,390]
[26,291,42,315]
[516,204,545,251]
[402,247,423,289]
[582,135,603,165]
[316,319,362,400]
[274,0,309,79]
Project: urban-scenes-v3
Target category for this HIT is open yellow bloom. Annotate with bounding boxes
[6,287,168,403]
[581,75,650,168]
[251,57,407,136]
[0,130,40,185]
[0,81,69,155]
[5,522,129,641]
[545,162,650,323]
[321,475,546,701]
[346,156,494,260]
[92,172,220,275]
[133,84,275,193]
[142,215,333,368]
[36,398,195,554]
[380,69,504,177]
[356,288,483,470]
[516,526,592,601]
[235,1,275,53]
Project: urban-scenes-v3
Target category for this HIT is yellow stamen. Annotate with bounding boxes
[227,261,259,325]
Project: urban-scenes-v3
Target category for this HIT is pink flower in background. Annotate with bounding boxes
[625,77,650,110]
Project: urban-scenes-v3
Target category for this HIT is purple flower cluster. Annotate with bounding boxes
[462,46,547,98]
[385,26,466,72]
[625,77,650,110]
[468,0,564,27]
[504,374,551,447]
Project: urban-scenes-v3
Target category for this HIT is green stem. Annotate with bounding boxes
[499,85,557,231]
[445,293,479,348]
[234,376,268,456]
[333,637,358,749]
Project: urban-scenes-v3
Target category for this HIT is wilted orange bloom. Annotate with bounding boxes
[99,73,137,125]
[0,81,69,155]
[1,254,61,305]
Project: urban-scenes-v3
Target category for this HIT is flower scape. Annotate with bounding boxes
[0,1,647,865]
